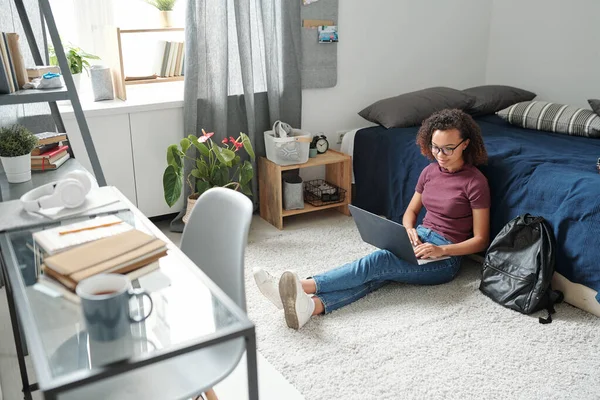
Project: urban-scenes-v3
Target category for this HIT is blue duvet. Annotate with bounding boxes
[353,115,600,300]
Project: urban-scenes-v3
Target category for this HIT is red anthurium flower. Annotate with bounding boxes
[198,129,214,143]
[229,136,236,143]
[234,141,243,150]
[222,138,229,144]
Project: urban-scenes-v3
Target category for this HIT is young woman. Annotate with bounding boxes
[254,109,491,330]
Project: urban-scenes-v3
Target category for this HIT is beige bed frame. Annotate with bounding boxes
[469,255,600,317]
[552,273,600,317]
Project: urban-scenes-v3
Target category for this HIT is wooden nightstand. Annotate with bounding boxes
[258,149,352,229]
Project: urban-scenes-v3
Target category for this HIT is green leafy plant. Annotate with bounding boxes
[0,125,38,157]
[163,130,255,207]
[144,0,177,11]
[49,43,100,75]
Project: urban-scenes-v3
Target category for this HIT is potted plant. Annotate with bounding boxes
[144,0,178,28]
[49,43,100,92]
[163,130,255,223]
[0,125,39,183]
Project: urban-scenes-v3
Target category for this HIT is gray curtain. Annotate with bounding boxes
[171,0,302,232]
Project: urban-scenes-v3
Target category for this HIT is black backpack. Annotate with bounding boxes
[479,214,564,324]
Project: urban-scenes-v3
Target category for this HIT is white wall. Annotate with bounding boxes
[301,0,494,146]
[486,0,600,108]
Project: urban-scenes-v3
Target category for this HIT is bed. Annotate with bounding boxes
[341,114,600,316]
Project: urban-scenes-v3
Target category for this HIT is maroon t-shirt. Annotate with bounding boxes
[415,163,491,244]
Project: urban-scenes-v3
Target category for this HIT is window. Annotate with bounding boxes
[49,0,270,95]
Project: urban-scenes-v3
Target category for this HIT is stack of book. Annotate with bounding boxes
[31,132,70,171]
[158,41,185,78]
[34,215,168,296]
[0,32,28,94]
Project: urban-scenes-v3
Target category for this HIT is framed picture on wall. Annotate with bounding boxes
[318,25,338,43]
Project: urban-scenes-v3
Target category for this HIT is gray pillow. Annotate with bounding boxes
[463,85,536,117]
[357,87,476,129]
[497,101,600,138]
[589,99,600,116]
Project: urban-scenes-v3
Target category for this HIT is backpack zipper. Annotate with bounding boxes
[484,263,533,282]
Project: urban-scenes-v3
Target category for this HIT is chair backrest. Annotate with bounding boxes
[180,187,253,312]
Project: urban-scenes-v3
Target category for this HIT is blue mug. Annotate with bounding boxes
[76,274,153,342]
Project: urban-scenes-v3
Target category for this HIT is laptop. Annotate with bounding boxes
[348,204,450,265]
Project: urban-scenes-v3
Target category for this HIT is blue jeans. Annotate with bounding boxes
[312,225,462,313]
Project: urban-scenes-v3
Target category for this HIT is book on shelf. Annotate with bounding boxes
[5,33,28,88]
[0,30,49,93]
[32,142,60,156]
[165,41,176,77]
[34,131,68,146]
[154,40,167,77]
[154,41,185,78]
[174,42,183,77]
[32,151,68,167]
[41,229,168,291]
[31,153,70,171]
[181,47,185,76]
[2,33,18,92]
[172,42,183,77]
[0,52,9,94]
[160,41,170,77]
[0,32,15,93]
[31,144,68,163]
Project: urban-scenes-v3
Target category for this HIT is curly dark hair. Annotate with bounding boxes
[416,109,488,166]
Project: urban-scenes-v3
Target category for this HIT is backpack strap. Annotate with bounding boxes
[538,290,564,324]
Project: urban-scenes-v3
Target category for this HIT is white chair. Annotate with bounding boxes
[180,187,253,400]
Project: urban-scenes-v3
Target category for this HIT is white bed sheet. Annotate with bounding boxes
[339,128,361,183]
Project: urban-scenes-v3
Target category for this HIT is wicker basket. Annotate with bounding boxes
[304,179,346,207]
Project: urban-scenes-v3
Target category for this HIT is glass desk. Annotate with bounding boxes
[0,188,258,400]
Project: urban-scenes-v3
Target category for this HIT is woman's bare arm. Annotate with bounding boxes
[403,192,424,245]
[439,208,490,256]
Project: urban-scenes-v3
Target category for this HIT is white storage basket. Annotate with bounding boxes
[264,129,312,166]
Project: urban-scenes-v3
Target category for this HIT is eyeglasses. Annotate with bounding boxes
[429,139,466,156]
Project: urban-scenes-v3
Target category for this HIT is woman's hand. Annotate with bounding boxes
[414,243,445,259]
[406,228,422,247]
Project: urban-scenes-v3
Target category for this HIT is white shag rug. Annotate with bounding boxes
[244,214,600,400]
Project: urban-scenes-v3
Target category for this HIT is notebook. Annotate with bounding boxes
[42,229,168,290]
[36,261,161,300]
[33,215,134,256]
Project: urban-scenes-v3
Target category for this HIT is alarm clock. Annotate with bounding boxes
[311,134,329,154]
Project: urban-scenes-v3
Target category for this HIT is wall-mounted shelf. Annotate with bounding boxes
[103,27,185,100]
[125,76,184,85]
[120,28,184,34]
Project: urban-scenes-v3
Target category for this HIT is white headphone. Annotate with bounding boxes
[20,171,92,212]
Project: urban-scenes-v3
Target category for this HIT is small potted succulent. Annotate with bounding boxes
[0,125,38,183]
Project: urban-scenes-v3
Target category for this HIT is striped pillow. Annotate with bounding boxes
[496,101,600,138]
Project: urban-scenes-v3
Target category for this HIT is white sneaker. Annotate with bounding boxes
[253,268,283,309]
[279,270,315,330]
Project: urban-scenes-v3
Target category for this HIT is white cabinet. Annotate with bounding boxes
[64,114,137,205]
[129,108,185,217]
[60,93,186,218]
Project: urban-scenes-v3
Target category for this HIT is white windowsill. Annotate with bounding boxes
[58,80,185,119]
